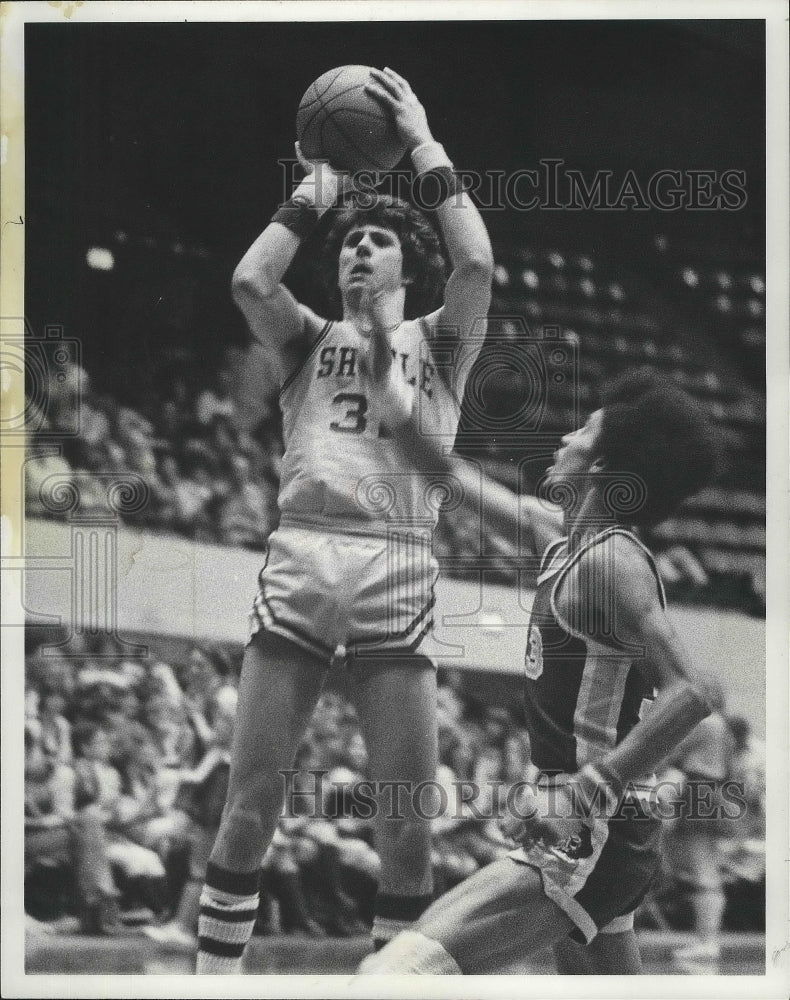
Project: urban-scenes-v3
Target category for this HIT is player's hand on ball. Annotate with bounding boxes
[293,140,354,211]
[365,68,433,150]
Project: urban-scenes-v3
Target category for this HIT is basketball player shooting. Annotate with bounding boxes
[195,68,493,973]
[356,368,721,975]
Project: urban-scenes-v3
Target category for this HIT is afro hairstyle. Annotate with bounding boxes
[595,367,721,527]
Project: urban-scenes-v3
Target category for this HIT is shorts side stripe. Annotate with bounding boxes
[408,619,433,651]
[403,593,436,639]
[599,912,635,934]
[537,871,599,944]
[508,855,598,944]
[249,588,335,660]
[348,618,434,662]
[355,593,436,649]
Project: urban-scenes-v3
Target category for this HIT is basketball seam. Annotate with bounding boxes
[317,66,349,102]
[318,81,379,114]
[297,66,349,138]
[330,106,397,122]
[329,111,391,172]
[299,78,384,158]
[298,71,402,171]
[298,75,371,148]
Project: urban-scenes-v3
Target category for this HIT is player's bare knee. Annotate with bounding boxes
[221,781,284,844]
[212,806,277,872]
[227,768,286,817]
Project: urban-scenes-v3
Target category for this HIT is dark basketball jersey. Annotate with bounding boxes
[523,526,665,777]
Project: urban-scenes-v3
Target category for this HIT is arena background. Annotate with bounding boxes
[15,13,770,980]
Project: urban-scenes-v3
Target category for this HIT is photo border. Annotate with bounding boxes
[1,2,787,997]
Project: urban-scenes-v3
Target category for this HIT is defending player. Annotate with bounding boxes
[357,368,720,974]
[196,68,493,973]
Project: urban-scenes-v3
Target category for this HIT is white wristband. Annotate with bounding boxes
[411,141,453,175]
[292,166,343,219]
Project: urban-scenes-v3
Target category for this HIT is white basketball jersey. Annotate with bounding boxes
[277,317,461,532]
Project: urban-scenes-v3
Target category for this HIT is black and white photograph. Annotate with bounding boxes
[1,2,787,996]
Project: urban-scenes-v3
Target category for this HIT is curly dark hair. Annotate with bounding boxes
[320,193,447,319]
[596,367,720,527]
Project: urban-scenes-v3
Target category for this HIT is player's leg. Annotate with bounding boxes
[196,630,327,973]
[349,654,437,948]
[670,828,724,962]
[554,926,643,974]
[357,857,574,974]
[553,936,596,975]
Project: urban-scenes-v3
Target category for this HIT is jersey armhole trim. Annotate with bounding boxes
[421,314,464,415]
[279,320,333,397]
[538,537,566,577]
[549,526,666,647]
[606,527,667,610]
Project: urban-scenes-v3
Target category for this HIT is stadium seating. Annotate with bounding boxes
[24,237,766,617]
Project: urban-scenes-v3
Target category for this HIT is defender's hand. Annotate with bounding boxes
[365,68,433,151]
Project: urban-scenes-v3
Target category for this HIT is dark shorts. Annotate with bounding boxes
[510,795,662,943]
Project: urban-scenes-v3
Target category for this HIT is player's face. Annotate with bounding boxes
[337,224,407,297]
[545,408,605,483]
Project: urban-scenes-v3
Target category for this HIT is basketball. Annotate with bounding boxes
[296,65,407,174]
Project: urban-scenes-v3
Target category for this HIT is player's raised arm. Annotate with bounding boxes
[365,68,494,396]
[230,150,350,375]
[381,383,562,556]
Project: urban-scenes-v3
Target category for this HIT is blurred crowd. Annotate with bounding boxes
[25,359,282,549]
[25,635,240,937]
[21,345,769,947]
[25,636,766,945]
[653,685,767,960]
[24,356,764,613]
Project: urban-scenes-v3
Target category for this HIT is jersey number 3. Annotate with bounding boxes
[330,392,368,434]
[525,625,544,680]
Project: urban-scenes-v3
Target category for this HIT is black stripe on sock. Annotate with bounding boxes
[197,936,246,959]
[374,892,434,922]
[205,861,261,897]
[200,904,259,923]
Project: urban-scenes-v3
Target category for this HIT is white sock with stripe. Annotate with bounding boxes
[196,863,260,975]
